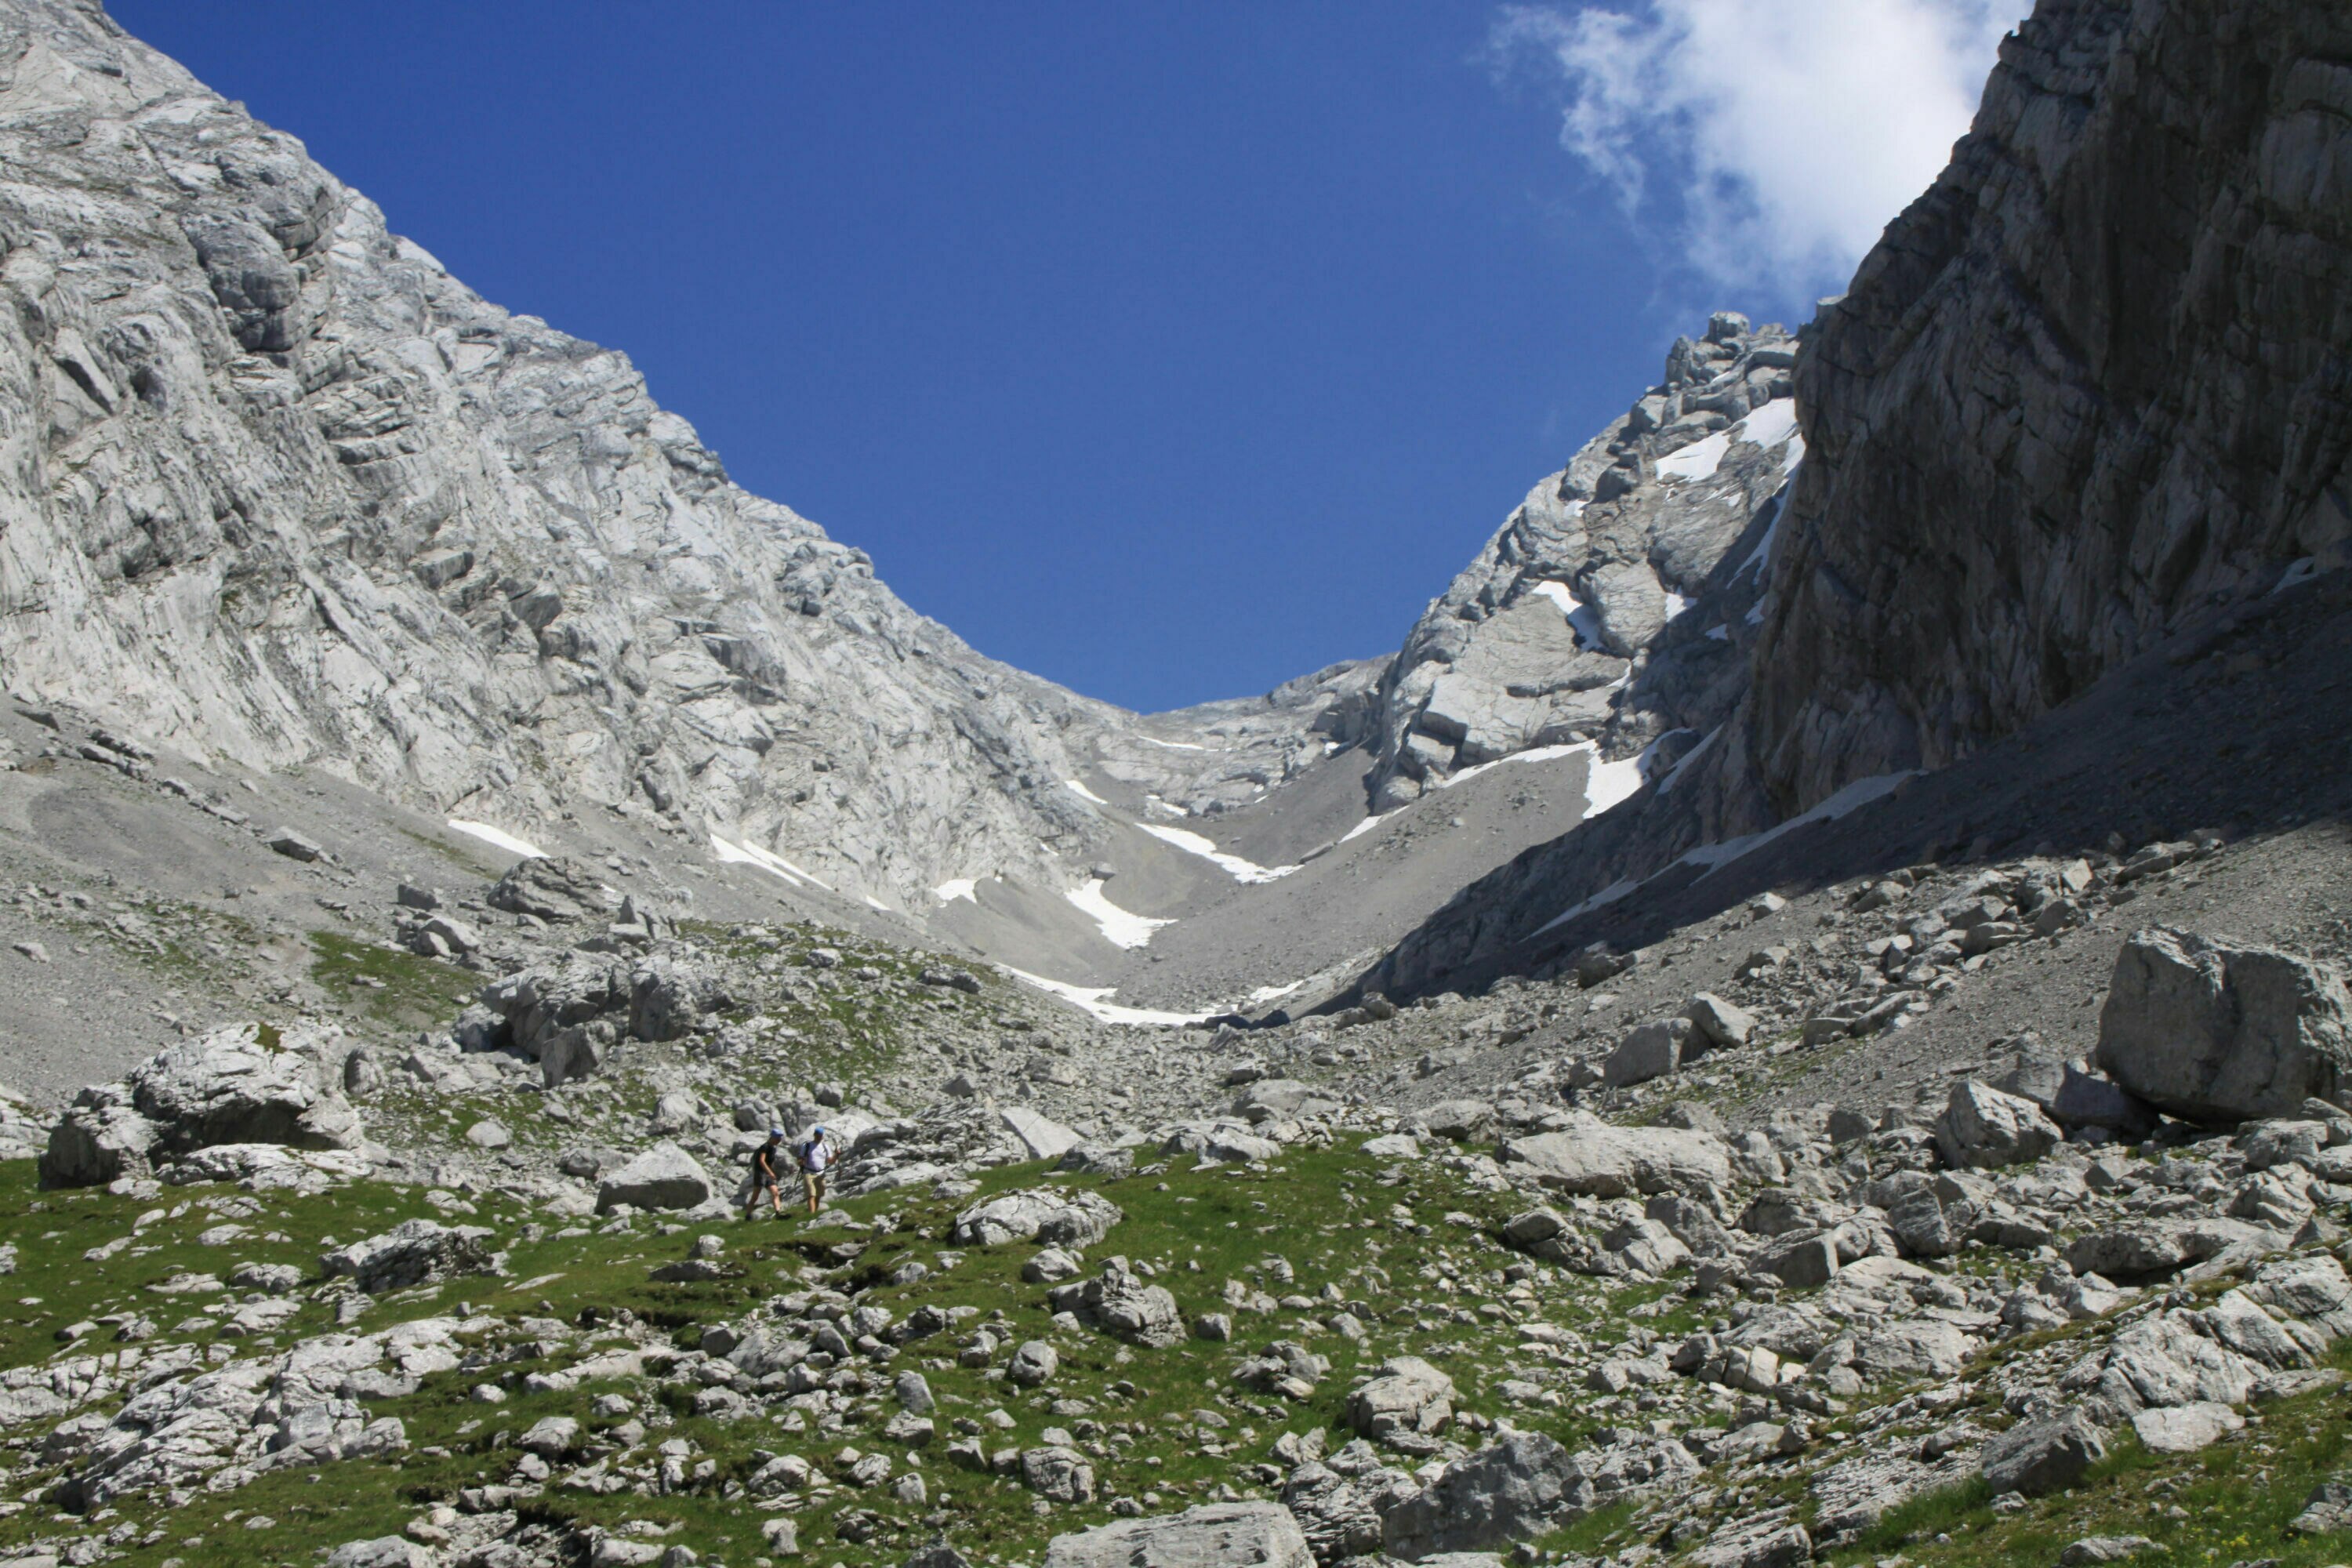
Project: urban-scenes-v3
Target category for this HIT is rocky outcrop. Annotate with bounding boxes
[1042,1502,1314,1568]
[1363,314,1802,810]
[42,1023,360,1186]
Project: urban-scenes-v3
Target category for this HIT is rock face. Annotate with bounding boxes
[1730,0,2352,815]
[2097,927,2352,1121]
[951,1188,1122,1249]
[0,0,1348,913]
[42,1023,359,1186]
[1041,1501,1312,1568]
[320,1219,499,1294]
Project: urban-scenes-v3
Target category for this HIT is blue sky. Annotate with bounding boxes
[111,2,2012,713]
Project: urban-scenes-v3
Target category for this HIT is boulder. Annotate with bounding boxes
[1007,1341,1058,1387]
[1683,993,1756,1050]
[1279,1461,1385,1564]
[2130,1401,2242,1454]
[1346,1356,1455,1441]
[1982,1408,2105,1496]
[1404,1100,1494,1142]
[1048,1257,1184,1347]
[952,1187,1122,1248]
[1496,1116,1732,1196]
[1233,1080,1343,1122]
[2098,927,2352,1122]
[999,1108,1082,1163]
[1605,1019,1693,1087]
[487,856,610,923]
[1381,1431,1578,1559]
[326,1541,433,1568]
[1935,1081,2061,1169]
[1021,1446,1095,1504]
[630,956,725,1043]
[321,1219,499,1294]
[596,1143,713,1212]
[1042,1501,1312,1568]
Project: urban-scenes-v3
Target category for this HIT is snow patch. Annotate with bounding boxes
[1704,623,1730,642]
[1528,579,1606,649]
[1065,879,1174,950]
[1139,824,1299,884]
[998,965,1214,1027]
[1531,877,1642,938]
[1530,770,1918,938]
[448,820,546,859]
[2274,556,2321,595]
[862,894,889,912]
[1144,794,1189,818]
[1341,811,1396,844]
[1584,745,1651,815]
[1247,980,1305,1006]
[710,833,834,891]
[1663,590,1691,622]
[932,878,979,904]
[1136,735,1210,752]
[1658,398,1803,485]
[1065,779,1108,806]
[1439,742,1586,791]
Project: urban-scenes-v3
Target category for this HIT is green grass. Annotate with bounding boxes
[310,931,481,1033]
[0,1132,1672,1568]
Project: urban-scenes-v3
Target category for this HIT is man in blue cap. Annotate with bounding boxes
[745,1127,787,1221]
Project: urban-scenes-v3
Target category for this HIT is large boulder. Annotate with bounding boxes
[1381,1431,1578,1558]
[2097,927,2352,1122]
[1604,1019,1693,1088]
[630,956,728,1043]
[486,856,611,923]
[1496,1115,1732,1196]
[1233,1080,1344,1122]
[1346,1356,1456,1441]
[952,1187,1123,1248]
[1982,1408,2105,1496]
[596,1143,713,1212]
[42,1024,360,1187]
[321,1220,499,1294]
[1935,1081,2062,1169]
[1043,1501,1312,1568]
[1047,1257,1184,1347]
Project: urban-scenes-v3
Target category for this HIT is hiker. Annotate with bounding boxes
[745,1127,786,1220]
[797,1123,837,1216]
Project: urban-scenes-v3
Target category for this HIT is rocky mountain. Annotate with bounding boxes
[1370,0,2352,997]
[0,0,1361,929]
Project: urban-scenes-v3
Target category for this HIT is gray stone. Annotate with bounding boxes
[1683,993,1755,1049]
[1347,1356,1456,1442]
[1982,1408,2105,1496]
[595,1142,713,1212]
[1007,1341,1058,1387]
[1496,1115,1732,1196]
[2129,1401,2241,1454]
[320,1219,498,1294]
[1042,1501,1312,1568]
[2098,927,2352,1122]
[325,1540,433,1568]
[1935,1081,2061,1170]
[952,1188,1123,1249]
[1606,1018,1693,1087]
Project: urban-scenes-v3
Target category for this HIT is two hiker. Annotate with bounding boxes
[746,1123,837,1220]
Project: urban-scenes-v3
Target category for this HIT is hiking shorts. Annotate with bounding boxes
[803,1170,828,1206]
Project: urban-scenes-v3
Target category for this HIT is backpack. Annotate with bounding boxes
[799,1137,829,1173]
[750,1140,779,1174]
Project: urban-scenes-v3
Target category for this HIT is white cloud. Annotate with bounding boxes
[1494,0,2027,303]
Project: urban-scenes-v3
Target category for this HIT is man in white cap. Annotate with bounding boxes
[745,1127,788,1221]
[797,1123,837,1217]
